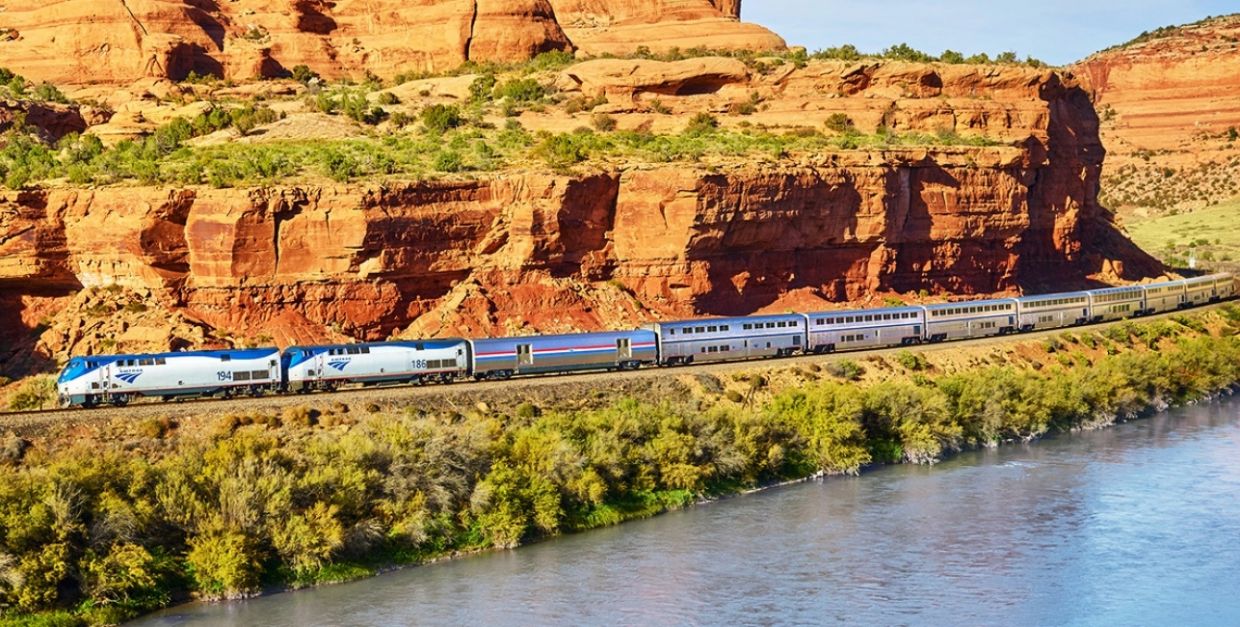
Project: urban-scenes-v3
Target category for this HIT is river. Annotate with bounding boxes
[137,397,1240,626]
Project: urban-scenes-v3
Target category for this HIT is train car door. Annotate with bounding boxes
[516,344,533,371]
[617,338,632,362]
[314,351,327,386]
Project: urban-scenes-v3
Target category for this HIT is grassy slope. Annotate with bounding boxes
[1124,197,1240,268]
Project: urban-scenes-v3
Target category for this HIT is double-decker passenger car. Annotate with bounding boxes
[1141,280,1185,315]
[1184,274,1222,307]
[922,298,1018,342]
[805,307,924,353]
[647,314,806,365]
[1016,292,1090,332]
[1086,285,1144,322]
[1217,272,1237,300]
[56,348,281,407]
[469,330,657,379]
[283,340,469,391]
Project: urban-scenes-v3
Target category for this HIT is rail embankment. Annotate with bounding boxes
[3,306,1240,625]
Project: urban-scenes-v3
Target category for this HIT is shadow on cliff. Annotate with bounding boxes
[0,287,68,380]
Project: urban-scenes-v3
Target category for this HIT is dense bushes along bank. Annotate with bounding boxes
[3,309,1240,625]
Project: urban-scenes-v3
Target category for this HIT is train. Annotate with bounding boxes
[55,273,1236,409]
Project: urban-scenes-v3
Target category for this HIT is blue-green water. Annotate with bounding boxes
[137,397,1240,626]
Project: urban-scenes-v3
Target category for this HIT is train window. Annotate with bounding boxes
[701,347,708,353]
[220,355,231,362]
[742,324,752,330]
[156,358,167,365]
[349,347,361,355]
[140,359,153,366]
[361,347,370,354]
[697,327,706,333]
[722,325,730,332]
[708,326,718,333]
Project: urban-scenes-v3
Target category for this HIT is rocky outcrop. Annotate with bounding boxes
[548,0,783,56]
[0,0,780,85]
[562,57,751,101]
[1076,14,1240,212]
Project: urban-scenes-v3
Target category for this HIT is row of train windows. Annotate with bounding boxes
[1096,291,1140,303]
[841,334,866,342]
[744,319,793,329]
[673,325,730,335]
[1028,297,1085,308]
[699,345,733,354]
[815,312,918,326]
[930,304,1012,318]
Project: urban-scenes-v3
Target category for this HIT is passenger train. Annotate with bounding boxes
[55,274,1236,408]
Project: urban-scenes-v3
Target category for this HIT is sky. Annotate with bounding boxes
[743,0,1238,65]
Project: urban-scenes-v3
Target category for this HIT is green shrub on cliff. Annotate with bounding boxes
[6,375,56,411]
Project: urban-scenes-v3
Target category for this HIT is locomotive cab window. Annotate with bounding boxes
[220,355,231,362]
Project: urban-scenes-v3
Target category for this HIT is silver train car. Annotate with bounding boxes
[469,330,657,379]
[1086,285,1145,322]
[1016,292,1090,332]
[56,348,281,407]
[1141,280,1185,315]
[805,306,924,353]
[646,314,806,365]
[922,298,1018,342]
[283,340,469,391]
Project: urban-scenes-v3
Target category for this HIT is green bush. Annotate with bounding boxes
[185,532,261,600]
[591,113,617,132]
[420,104,463,133]
[825,360,865,381]
[291,64,319,85]
[493,78,546,103]
[7,375,56,411]
[684,112,719,135]
[894,351,928,371]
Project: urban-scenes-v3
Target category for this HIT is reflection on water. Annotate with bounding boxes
[137,399,1240,626]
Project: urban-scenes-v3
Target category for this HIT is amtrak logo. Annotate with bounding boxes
[115,371,142,384]
[327,360,349,372]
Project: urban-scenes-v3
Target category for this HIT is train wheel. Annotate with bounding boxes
[110,394,130,408]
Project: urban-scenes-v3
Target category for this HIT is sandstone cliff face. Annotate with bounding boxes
[0,61,1163,375]
[0,0,781,85]
[1076,14,1240,212]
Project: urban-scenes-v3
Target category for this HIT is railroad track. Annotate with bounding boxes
[1,301,1232,437]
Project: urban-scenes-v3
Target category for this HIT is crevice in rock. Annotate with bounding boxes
[464,0,479,61]
[119,0,149,37]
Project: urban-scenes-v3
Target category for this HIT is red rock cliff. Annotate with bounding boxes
[0,0,782,85]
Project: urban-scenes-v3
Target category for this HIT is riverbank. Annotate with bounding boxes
[4,306,1240,625]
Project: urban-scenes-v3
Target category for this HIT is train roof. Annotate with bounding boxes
[66,347,279,364]
[922,297,1018,311]
[805,305,922,316]
[284,339,467,352]
[1015,291,1090,302]
[655,313,804,327]
[469,329,654,346]
[1085,284,1145,295]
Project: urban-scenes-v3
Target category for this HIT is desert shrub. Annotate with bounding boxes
[7,375,56,411]
[684,112,719,135]
[282,406,316,429]
[185,531,261,600]
[433,150,465,173]
[591,113,617,132]
[376,92,400,106]
[825,360,864,381]
[420,104,462,133]
[724,390,744,403]
[515,402,541,419]
[894,351,928,371]
[291,64,319,84]
[493,78,546,103]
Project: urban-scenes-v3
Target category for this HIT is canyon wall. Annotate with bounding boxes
[0,0,782,85]
[1075,14,1240,212]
